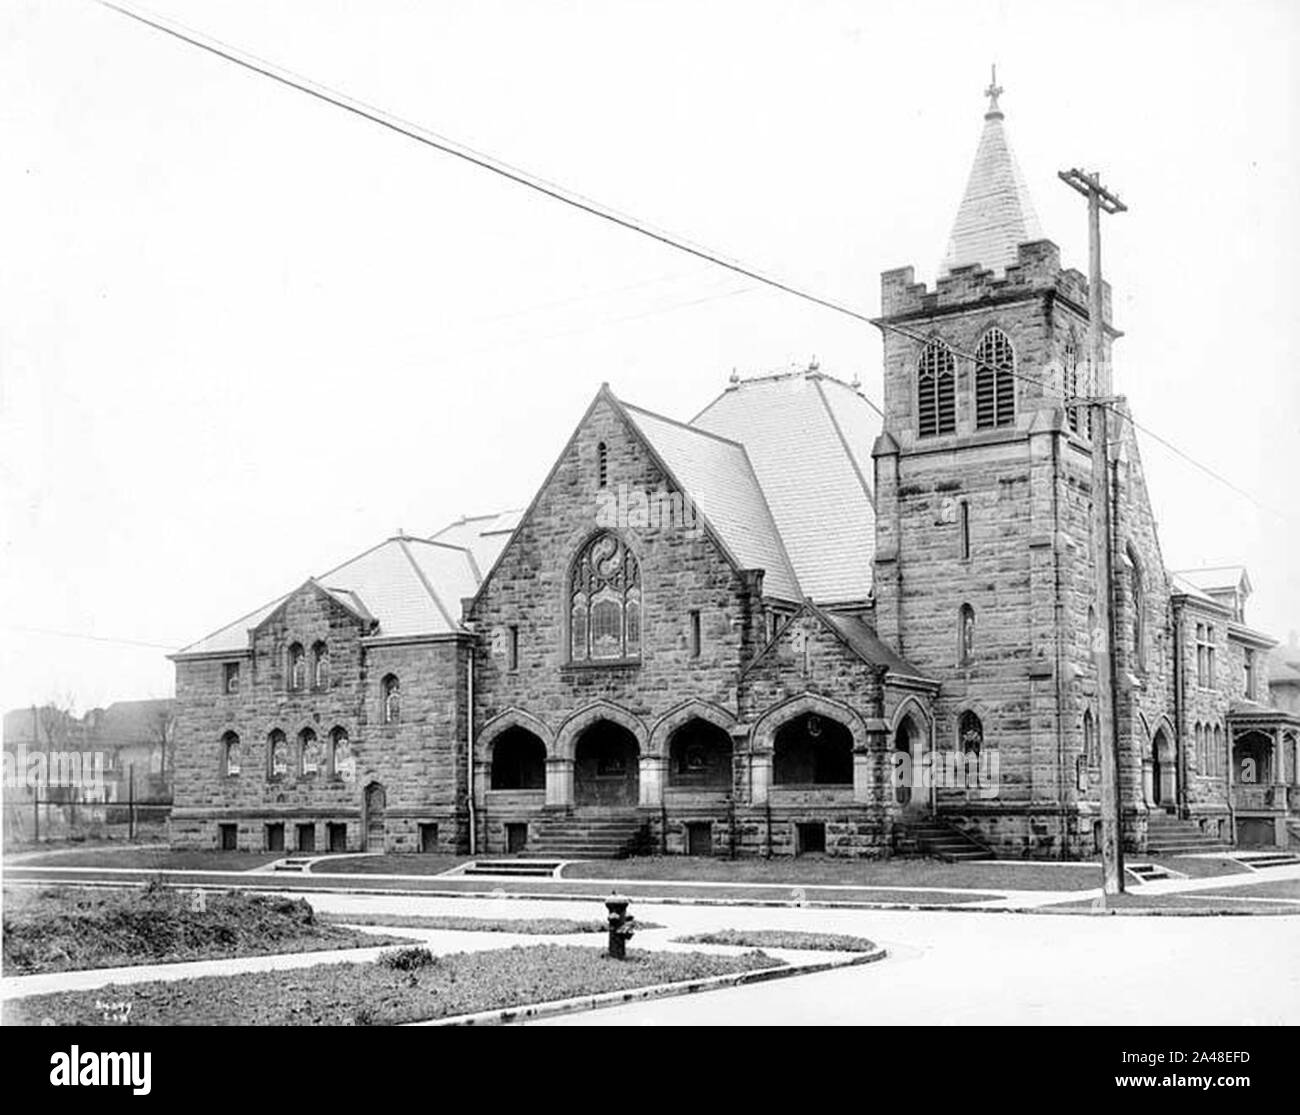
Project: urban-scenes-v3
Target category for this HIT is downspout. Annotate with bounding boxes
[466,632,476,857]
[1050,430,1068,859]
[1172,598,1186,819]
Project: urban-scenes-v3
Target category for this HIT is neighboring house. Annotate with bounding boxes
[168,83,1299,857]
[3,700,175,805]
[82,699,176,802]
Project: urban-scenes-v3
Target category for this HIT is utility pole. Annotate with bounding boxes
[1059,167,1127,897]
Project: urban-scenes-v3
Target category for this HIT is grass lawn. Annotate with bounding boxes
[309,854,469,875]
[2,945,785,1026]
[1040,892,1299,915]
[5,848,282,872]
[2,885,407,975]
[674,929,877,952]
[561,856,1104,892]
[1190,879,1300,902]
[319,913,661,933]
[1142,856,1251,880]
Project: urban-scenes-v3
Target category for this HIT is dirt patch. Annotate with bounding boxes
[2,884,405,975]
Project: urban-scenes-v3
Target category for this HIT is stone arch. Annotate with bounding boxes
[648,699,736,757]
[889,694,933,738]
[891,698,930,807]
[751,692,868,754]
[555,700,647,762]
[1151,721,1176,806]
[479,708,555,760]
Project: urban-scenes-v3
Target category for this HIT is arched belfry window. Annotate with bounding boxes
[569,532,641,662]
[917,339,956,437]
[959,710,983,757]
[1063,328,1091,436]
[974,328,1015,430]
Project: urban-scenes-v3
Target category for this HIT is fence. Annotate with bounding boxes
[6,798,172,844]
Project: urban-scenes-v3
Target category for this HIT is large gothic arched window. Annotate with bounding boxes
[974,328,1015,430]
[569,533,641,662]
[917,339,956,437]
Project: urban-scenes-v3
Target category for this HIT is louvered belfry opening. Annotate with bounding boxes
[974,328,1015,429]
[917,339,956,437]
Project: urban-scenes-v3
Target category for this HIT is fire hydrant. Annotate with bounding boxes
[605,893,635,960]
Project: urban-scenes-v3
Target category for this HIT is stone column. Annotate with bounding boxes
[858,718,889,804]
[473,760,490,809]
[545,758,573,808]
[1142,758,1154,808]
[639,755,665,808]
[750,751,771,806]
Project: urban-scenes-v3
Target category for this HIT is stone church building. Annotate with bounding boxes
[170,87,1299,860]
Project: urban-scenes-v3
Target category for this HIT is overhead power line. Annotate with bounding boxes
[96,1,1291,525]
[3,625,179,652]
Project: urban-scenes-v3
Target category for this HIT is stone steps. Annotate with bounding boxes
[1145,813,1232,855]
[527,814,646,859]
[897,818,993,862]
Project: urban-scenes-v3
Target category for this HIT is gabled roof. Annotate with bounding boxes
[619,400,802,603]
[693,370,878,604]
[816,608,935,684]
[1168,572,1224,608]
[741,600,934,685]
[175,535,478,657]
[1172,565,1252,598]
[430,510,523,576]
[941,93,1043,277]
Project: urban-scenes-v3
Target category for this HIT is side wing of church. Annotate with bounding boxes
[168,85,1299,860]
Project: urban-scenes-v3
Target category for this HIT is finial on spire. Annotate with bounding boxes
[984,63,1004,120]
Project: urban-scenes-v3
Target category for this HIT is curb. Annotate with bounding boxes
[8,875,1296,917]
[409,946,888,1027]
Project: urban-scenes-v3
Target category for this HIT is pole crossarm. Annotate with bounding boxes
[1058,168,1128,213]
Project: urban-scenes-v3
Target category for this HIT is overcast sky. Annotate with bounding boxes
[2,0,1297,714]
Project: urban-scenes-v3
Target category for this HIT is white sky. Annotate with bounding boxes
[2,0,1297,713]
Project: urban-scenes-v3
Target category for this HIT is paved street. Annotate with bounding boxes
[527,901,1300,1026]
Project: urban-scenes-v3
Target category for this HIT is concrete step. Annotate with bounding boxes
[462,860,561,877]
[1127,863,1175,883]
[1240,852,1300,868]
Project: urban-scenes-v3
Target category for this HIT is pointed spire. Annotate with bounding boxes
[941,69,1044,277]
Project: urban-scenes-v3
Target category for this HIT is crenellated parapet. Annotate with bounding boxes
[880,240,1107,324]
